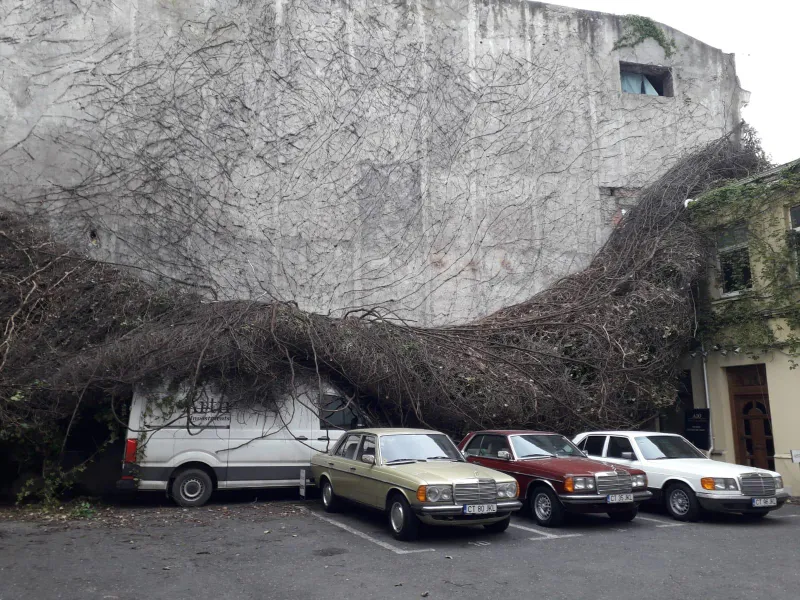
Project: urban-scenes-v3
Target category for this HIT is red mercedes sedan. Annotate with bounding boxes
[458,430,652,527]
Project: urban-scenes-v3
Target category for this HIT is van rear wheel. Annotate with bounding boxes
[171,468,213,507]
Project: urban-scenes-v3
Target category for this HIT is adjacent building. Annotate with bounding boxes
[681,159,800,491]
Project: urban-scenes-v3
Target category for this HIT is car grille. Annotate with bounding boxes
[595,471,633,495]
[740,473,776,497]
[454,479,497,503]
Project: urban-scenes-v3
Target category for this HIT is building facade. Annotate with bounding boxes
[684,160,800,491]
[1,0,747,324]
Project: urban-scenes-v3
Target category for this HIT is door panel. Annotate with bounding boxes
[349,435,380,506]
[328,434,362,499]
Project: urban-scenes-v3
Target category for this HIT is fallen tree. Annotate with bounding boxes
[0,134,767,497]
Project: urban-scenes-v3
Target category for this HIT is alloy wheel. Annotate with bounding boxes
[390,501,405,533]
[670,488,690,516]
[534,493,552,521]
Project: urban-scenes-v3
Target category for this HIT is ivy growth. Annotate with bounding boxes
[689,164,800,360]
[613,15,678,58]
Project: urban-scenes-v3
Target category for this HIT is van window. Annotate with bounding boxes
[584,435,607,457]
[320,394,359,430]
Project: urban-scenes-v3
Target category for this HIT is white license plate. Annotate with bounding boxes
[607,494,634,504]
[752,497,777,508]
[463,504,497,515]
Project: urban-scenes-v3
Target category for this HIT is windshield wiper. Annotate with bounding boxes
[521,453,554,459]
[386,458,425,464]
[426,456,454,461]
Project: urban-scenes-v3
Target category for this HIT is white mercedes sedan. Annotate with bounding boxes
[572,431,790,521]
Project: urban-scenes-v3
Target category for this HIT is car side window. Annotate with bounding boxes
[336,434,361,460]
[479,435,511,459]
[584,435,606,457]
[576,438,587,451]
[357,435,376,461]
[463,435,484,457]
[606,436,634,459]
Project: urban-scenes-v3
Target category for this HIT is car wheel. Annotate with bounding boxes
[388,493,420,541]
[608,507,638,522]
[171,468,213,507]
[665,483,700,521]
[530,486,565,528]
[483,515,511,533]
[321,478,340,513]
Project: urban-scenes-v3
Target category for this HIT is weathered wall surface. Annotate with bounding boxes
[0,0,744,324]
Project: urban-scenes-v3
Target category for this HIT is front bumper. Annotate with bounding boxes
[559,490,652,505]
[696,490,790,514]
[417,500,523,516]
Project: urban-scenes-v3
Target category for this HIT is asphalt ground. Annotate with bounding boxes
[1,491,799,600]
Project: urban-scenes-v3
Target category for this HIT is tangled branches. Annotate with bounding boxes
[1,138,766,485]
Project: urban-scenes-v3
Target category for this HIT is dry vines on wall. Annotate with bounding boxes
[0,136,766,494]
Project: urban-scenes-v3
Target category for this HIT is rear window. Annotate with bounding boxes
[584,435,606,457]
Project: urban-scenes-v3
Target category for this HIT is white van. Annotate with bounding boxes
[117,379,361,506]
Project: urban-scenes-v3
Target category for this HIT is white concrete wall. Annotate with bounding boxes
[0,0,745,324]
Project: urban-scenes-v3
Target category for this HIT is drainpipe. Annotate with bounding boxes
[701,344,714,458]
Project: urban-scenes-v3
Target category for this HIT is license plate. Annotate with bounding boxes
[607,494,634,504]
[463,504,497,515]
[752,497,777,508]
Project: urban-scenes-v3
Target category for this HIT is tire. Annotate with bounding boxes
[483,515,511,533]
[320,478,340,513]
[529,486,565,528]
[387,493,420,541]
[171,468,213,507]
[664,483,700,521]
[608,507,638,522]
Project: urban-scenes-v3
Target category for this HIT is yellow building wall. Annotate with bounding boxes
[689,351,800,494]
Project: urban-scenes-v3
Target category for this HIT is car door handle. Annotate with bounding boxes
[296,436,308,441]
[349,467,357,472]
[317,436,330,441]
[328,462,335,467]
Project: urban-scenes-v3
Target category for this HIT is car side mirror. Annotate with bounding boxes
[497,450,512,461]
[361,454,375,465]
[621,451,636,461]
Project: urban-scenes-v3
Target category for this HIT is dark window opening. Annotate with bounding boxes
[620,62,673,97]
[320,394,360,430]
[717,225,752,294]
[790,205,800,229]
[584,435,606,456]
[607,436,634,459]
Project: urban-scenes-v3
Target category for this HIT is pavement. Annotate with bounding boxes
[1,491,799,600]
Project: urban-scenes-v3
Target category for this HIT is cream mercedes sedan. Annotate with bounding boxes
[310,428,523,540]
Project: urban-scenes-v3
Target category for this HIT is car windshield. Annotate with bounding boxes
[635,435,706,460]
[511,434,583,458]
[379,434,464,464]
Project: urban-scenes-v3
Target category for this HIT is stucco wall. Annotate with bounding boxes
[1,0,744,324]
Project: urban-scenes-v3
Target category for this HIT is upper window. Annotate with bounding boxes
[791,205,800,230]
[620,62,673,97]
[606,436,635,459]
[790,205,800,277]
[584,435,607,457]
[319,394,359,430]
[717,224,753,294]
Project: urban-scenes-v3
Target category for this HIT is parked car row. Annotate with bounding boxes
[118,390,790,541]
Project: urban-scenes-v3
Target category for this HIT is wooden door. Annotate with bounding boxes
[726,365,774,470]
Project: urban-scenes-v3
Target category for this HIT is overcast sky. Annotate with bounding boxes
[559,0,798,165]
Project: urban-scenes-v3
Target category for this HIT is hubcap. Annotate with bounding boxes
[534,493,552,522]
[390,501,405,533]
[670,489,690,515]
[323,482,332,506]
[181,477,204,501]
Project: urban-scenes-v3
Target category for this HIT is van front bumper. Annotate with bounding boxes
[696,490,790,514]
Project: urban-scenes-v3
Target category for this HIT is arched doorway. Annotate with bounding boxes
[725,365,774,470]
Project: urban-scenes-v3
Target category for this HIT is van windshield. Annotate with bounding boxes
[380,434,464,464]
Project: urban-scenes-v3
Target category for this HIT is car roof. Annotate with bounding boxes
[576,431,682,437]
[471,430,557,436]
[344,428,443,436]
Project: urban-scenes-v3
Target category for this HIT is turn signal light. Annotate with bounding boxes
[701,477,715,490]
[417,485,427,502]
[564,477,575,493]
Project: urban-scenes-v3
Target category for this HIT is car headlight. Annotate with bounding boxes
[700,477,738,491]
[775,476,784,489]
[564,476,596,492]
[496,481,519,499]
[418,485,453,503]
[632,474,647,488]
